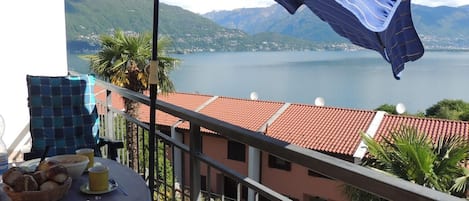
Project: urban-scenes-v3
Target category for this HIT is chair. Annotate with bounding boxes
[25,74,123,161]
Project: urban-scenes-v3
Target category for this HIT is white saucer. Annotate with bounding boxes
[80,182,117,195]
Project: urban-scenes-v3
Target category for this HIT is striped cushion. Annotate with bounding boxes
[26,74,100,157]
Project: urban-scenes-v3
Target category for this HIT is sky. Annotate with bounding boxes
[160,0,469,14]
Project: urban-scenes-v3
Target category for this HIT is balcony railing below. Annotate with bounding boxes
[93,78,463,201]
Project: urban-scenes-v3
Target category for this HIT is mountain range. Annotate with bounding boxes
[65,0,469,53]
[204,4,469,50]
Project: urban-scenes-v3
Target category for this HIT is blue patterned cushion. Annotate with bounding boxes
[26,74,100,157]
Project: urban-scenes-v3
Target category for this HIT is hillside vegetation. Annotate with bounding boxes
[65,0,320,53]
[66,0,469,53]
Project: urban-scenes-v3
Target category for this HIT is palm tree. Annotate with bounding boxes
[89,30,178,169]
[345,126,469,200]
[364,126,469,194]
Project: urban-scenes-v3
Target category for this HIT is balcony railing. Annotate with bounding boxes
[93,77,463,201]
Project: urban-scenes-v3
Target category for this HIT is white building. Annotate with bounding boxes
[0,1,68,161]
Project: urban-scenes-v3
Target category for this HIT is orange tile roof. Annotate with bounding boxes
[176,96,285,133]
[375,114,469,142]
[265,104,376,156]
[94,86,214,126]
[94,86,125,113]
[140,92,214,126]
[93,87,469,158]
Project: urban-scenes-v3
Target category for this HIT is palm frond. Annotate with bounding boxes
[451,168,469,193]
[358,125,469,195]
[89,30,178,93]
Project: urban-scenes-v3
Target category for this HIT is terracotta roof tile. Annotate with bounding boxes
[94,87,214,126]
[177,96,285,133]
[94,86,125,113]
[266,104,376,155]
[143,92,214,125]
[376,114,469,142]
[93,87,469,158]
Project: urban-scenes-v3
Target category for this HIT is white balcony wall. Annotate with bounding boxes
[0,1,68,160]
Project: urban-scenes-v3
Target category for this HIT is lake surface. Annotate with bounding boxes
[68,50,469,114]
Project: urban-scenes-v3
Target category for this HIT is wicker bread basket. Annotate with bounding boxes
[3,177,72,201]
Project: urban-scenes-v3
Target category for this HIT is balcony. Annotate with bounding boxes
[2,1,463,200]
[90,76,464,201]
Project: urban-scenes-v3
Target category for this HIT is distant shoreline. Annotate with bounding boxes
[68,47,469,55]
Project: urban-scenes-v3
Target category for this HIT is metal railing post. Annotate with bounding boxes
[207,166,211,199]
[105,90,114,139]
[237,183,241,201]
[189,123,202,201]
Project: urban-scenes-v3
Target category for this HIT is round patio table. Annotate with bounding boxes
[0,157,151,201]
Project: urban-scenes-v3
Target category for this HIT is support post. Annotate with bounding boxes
[171,122,183,187]
[189,123,202,201]
[105,90,114,140]
[248,146,260,201]
[149,0,159,199]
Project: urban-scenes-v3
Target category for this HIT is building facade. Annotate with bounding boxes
[107,91,469,201]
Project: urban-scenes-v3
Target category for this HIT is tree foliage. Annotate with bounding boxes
[88,29,178,93]
[460,111,469,121]
[342,185,387,201]
[345,126,469,200]
[364,126,469,194]
[88,30,178,170]
[377,100,469,122]
[425,99,469,120]
[375,104,398,114]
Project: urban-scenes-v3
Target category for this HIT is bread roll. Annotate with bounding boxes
[2,167,25,186]
[37,159,59,171]
[39,180,59,191]
[12,174,38,192]
[2,159,71,193]
[46,165,68,183]
[31,170,48,185]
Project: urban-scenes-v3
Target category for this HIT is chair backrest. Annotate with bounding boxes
[26,74,100,158]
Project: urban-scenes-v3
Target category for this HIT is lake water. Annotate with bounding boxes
[68,50,469,114]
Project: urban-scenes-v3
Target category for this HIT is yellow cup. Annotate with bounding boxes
[76,148,94,169]
[88,165,109,192]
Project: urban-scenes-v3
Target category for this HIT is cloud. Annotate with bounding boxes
[161,0,274,14]
[412,0,468,7]
[161,0,469,14]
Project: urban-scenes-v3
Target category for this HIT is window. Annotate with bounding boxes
[259,195,270,201]
[201,175,207,191]
[227,140,246,162]
[307,169,332,179]
[268,154,291,171]
[224,176,247,199]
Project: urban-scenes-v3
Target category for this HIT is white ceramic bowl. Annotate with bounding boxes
[48,154,89,179]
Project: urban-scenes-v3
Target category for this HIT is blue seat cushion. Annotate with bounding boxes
[26,74,100,157]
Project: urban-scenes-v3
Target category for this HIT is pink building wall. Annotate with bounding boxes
[182,133,248,193]
[260,154,348,201]
[178,132,349,201]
